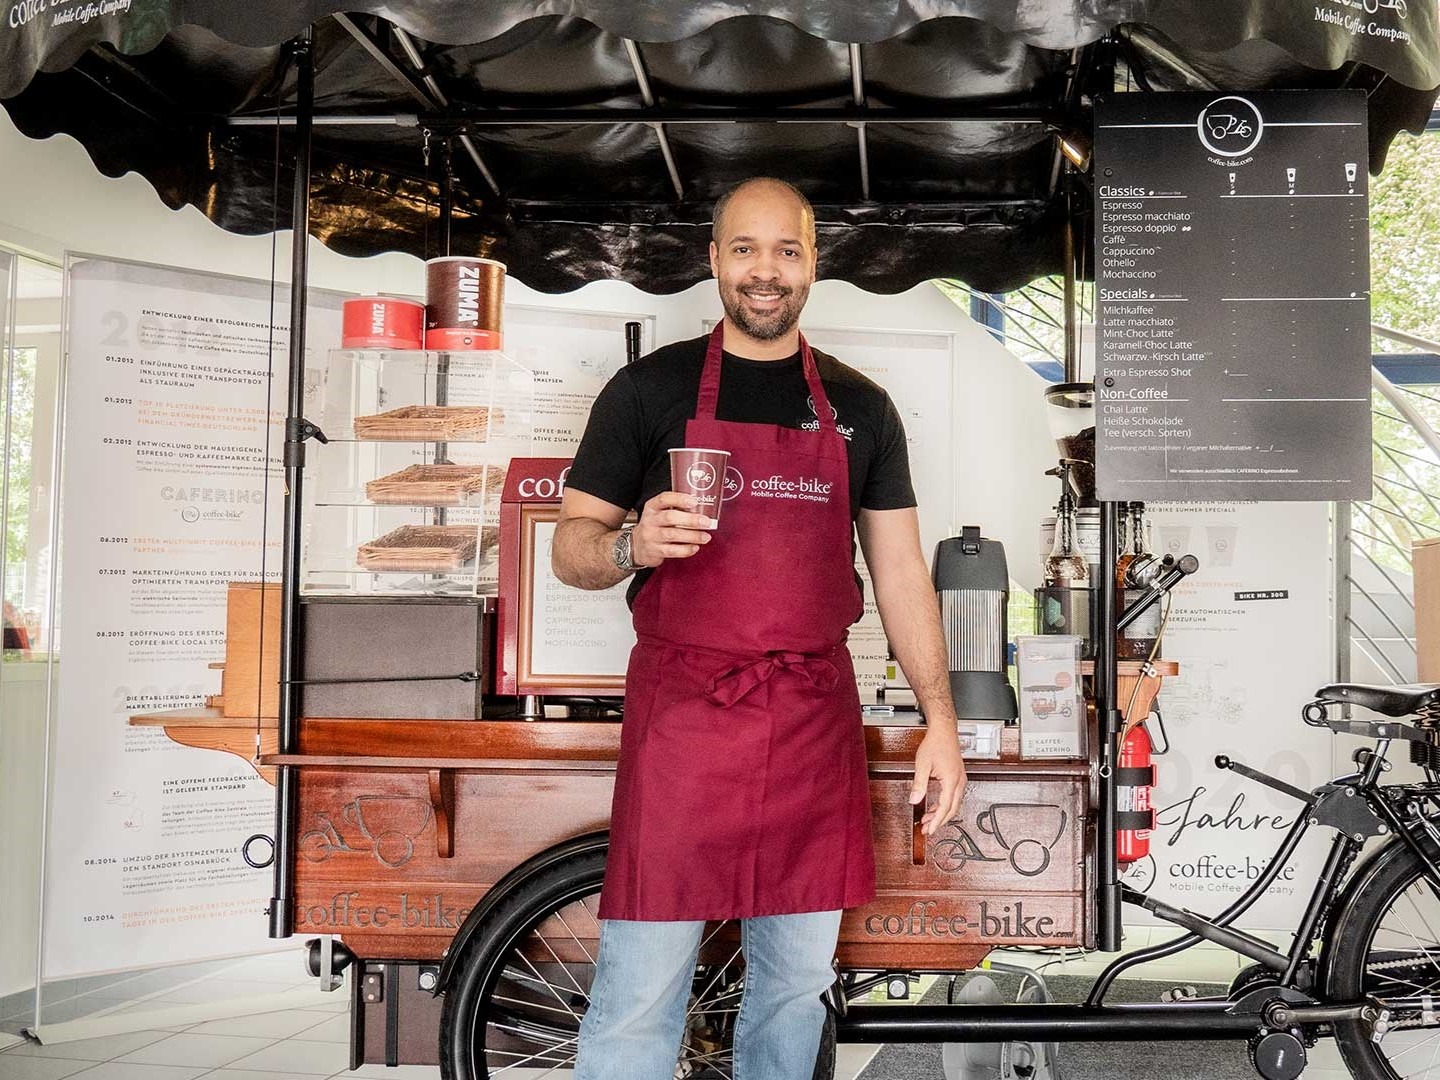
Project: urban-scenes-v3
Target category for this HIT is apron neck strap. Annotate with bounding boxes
[697,321,836,432]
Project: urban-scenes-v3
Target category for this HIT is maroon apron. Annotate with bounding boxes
[598,323,877,921]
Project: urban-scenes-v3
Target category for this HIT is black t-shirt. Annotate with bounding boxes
[566,334,917,606]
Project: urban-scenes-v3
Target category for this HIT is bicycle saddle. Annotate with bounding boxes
[1313,682,1440,717]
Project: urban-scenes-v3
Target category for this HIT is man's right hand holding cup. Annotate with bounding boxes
[631,492,717,566]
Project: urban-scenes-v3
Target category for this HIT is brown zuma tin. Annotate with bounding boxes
[425,256,505,350]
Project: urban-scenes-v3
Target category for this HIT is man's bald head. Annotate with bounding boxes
[711,178,817,250]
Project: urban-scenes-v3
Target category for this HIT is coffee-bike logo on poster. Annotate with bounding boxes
[516,465,572,501]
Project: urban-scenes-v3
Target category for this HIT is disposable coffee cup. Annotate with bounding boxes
[669,448,730,525]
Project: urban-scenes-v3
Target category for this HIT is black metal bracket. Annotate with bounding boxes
[1215,754,1314,805]
[1308,783,1390,842]
[1117,554,1199,631]
[283,416,329,468]
[1327,716,1427,742]
[1124,885,1291,972]
[1146,707,1171,755]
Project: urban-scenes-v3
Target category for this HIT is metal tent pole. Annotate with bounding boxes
[1096,501,1122,950]
[1062,165,1079,382]
[1065,153,1122,950]
[268,26,314,940]
[434,139,453,524]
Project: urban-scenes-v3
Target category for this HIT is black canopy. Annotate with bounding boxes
[2,1,1437,293]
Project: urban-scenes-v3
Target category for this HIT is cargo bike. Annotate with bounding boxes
[11,5,1430,1080]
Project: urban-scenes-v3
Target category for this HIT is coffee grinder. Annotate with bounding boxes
[1042,382,1097,507]
[1035,460,1096,656]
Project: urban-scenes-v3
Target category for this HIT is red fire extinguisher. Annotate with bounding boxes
[1117,723,1156,866]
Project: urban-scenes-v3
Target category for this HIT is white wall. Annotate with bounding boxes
[0,109,1056,999]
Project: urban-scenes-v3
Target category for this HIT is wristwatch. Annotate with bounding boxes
[612,526,639,573]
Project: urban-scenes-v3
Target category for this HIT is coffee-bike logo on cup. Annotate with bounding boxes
[686,461,719,493]
[1197,96,1264,158]
[722,466,744,502]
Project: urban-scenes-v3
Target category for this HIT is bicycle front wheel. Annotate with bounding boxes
[438,844,837,1080]
[1325,841,1440,1079]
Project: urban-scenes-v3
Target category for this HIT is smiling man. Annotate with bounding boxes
[553,177,966,1079]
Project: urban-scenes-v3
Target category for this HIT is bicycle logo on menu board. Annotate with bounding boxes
[1197,96,1264,158]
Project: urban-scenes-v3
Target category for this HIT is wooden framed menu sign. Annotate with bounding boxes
[1093,90,1373,502]
[497,457,635,695]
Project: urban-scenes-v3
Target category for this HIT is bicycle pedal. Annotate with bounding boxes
[1161,985,1198,1002]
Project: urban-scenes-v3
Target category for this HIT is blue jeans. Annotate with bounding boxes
[574,910,842,1080]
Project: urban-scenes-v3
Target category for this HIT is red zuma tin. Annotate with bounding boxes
[341,296,425,350]
[425,256,505,350]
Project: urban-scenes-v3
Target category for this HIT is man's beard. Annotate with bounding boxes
[719,279,808,342]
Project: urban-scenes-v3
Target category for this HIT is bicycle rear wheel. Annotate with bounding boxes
[1325,841,1440,1079]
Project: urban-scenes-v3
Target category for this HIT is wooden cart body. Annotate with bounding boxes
[133,584,1171,1067]
[274,719,1093,971]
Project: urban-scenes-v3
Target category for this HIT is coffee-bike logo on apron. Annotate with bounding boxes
[722,466,744,501]
[748,473,834,504]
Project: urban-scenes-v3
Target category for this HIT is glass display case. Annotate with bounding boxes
[302,348,534,595]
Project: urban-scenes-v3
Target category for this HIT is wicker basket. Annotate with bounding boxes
[353,405,495,442]
[356,524,498,573]
[365,464,507,506]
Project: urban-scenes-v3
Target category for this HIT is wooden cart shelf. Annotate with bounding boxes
[258,753,619,772]
[1081,660,1179,676]
[127,708,277,781]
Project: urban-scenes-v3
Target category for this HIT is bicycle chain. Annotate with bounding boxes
[1368,955,1440,974]
[1365,956,1440,1029]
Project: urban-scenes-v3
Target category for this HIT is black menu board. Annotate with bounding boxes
[1094,90,1372,502]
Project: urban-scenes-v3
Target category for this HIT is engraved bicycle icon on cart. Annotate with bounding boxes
[930,802,1070,878]
[300,796,435,868]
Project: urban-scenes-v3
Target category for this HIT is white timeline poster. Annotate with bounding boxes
[793,327,958,699]
[1122,500,1334,929]
[504,306,655,453]
[47,257,342,977]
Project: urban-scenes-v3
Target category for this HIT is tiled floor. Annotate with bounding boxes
[0,938,1363,1079]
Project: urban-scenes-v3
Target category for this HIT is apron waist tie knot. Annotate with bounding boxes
[704,650,840,708]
